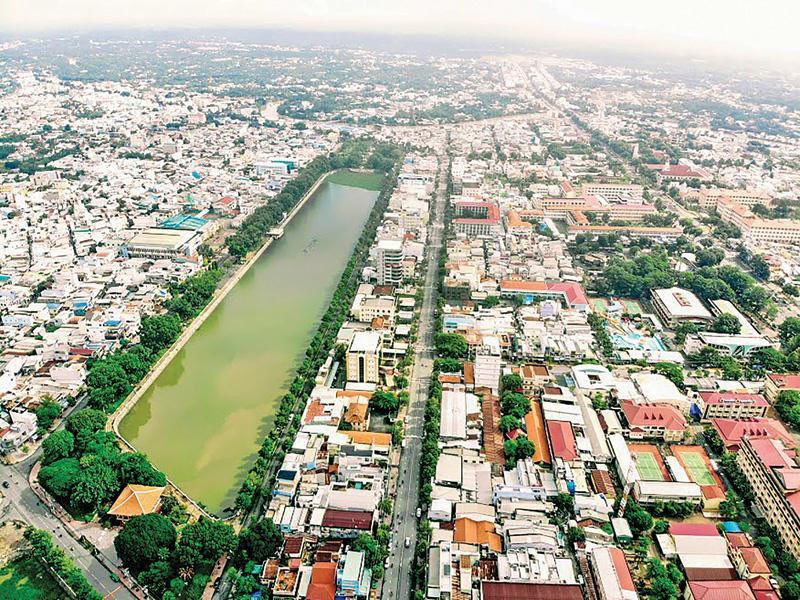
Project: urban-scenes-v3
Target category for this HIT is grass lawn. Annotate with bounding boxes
[0,557,63,599]
[326,169,385,191]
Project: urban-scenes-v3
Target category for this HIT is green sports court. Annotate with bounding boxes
[676,448,717,486]
[635,451,665,481]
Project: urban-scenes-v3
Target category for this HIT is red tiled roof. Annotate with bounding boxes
[546,420,578,461]
[499,280,589,308]
[608,547,636,593]
[320,509,373,530]
[725,532,751,549]
[748,438,796,468]
[669,523,719,537]
[688,580,754,600]
[740,547,770,575]
[699,391,768,407]
[767,373,800,389]
[481,582,584,600]
[711,417,794,450]
[306,562,336,600]
[621,400,686,431]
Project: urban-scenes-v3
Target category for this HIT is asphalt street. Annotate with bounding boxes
[0,396,137,600]
[381,153,448,600]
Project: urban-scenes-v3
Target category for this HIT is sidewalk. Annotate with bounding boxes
[28,462,149,600]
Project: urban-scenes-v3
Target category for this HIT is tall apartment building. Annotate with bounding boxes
[737,437,800,560]
[376,239,404,286]
[346,331,382,384]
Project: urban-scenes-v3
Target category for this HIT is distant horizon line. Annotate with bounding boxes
[0,25,798,71]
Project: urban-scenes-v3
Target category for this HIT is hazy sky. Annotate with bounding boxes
[2,0,799,62]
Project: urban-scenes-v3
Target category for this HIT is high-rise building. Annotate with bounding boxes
[346,331,382,384]
[376,239,404,286]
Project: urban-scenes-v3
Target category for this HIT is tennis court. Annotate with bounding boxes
[635,451,665,481]
[679,451,717,486]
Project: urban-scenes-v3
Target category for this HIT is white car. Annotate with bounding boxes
[404,537,411,548]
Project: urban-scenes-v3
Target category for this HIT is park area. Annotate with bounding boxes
[0,557,62,600]
[0,523,61,600]
[325,169,385,191]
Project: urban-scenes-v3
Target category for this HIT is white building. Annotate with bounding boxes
[376,239,404,286]
[346,331,382,384]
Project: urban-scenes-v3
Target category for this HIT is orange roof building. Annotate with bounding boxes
[107,484,166,520]
[344,431,392,447]
[525,400,551,465]
[454,517,502,552]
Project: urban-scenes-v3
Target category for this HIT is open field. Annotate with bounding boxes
[325,169,385,190]
[0,557,63,600]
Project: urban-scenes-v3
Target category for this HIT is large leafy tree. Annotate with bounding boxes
[236,518,283,566]
[139,314,182,352]
[115,514,177,575]
[434,333,468,359]
[41,430,74,465]
[38,458,82,503]
[34,397,62,431]
[174,517,236,570]
[117,452,167,487]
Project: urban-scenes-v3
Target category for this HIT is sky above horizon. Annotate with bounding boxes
[1,0,798,63]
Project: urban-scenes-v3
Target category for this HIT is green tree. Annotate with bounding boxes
[434,333,468,359]
[433,358,462,373]
[72,455,120,511]
[66,408,108,446]
[501,373,523,392]
[117,452,167,487]
[371,390,400,413]
[499,415,522,432]
[38,457,82,504]
[780,317,800,353]
[139,560,173,597]
[625,501,654,535]
[86,360,132,410]
[711,313,741,334]
[674,322,699,345]
[41,429,74,465]
[500,392,530,420]
[751,255,770,280]
[34,397,62,431]
[139,314,182,352]
[174,517,236,571]
[350,533,383,568]
[236,518,283,566]
[115,514,177,574]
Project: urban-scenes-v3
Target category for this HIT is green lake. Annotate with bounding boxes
[119,181,378,513]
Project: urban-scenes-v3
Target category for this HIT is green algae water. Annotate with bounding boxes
[119,181,378,513]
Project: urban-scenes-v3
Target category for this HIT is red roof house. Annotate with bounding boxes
[546,420,578,462]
